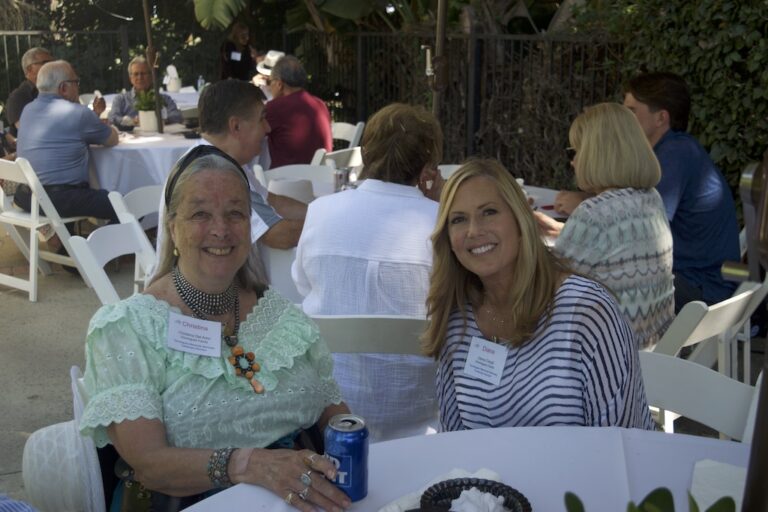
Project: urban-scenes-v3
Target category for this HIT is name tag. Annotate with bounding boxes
[167,311,221,357]
[230,51,242,62]
[463,336,508,385]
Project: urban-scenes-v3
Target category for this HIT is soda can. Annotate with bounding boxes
[324,413,369,502]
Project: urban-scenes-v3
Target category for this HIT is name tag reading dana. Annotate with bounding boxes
[167,311,221,357]
[463,336,508,385]
[230,51,242,62]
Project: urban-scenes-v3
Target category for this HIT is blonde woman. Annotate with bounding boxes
[536,103,674,349]
[425,159,655,431]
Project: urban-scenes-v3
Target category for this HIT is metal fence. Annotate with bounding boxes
[1,29,622,188]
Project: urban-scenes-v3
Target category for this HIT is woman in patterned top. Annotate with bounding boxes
[423,159,655,431]
[535,103,674,348]
[79,145,350,511]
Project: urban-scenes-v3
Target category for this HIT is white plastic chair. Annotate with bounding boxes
[639,351,760,441]
[68,213,156,305]
[108,186,162,293]
[311,315,427,355]
[262,246,303,304]
[264,164,336,186]
[438,164,462,179]
[331,121,365,148]
[0,157,88,301]
[320,146,363,170]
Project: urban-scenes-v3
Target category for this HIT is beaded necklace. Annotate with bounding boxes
[172,266,263,393]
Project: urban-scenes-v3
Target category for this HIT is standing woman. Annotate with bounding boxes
[424,159,655,431]
[535,103,674,349]
[79,146,351,511]
[220,21,256,81]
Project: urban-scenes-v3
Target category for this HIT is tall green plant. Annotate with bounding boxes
[571,0,768,188]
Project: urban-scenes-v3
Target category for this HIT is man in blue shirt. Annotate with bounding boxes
[15,60,120,224]
[108,56,183,126]
[623,72,740,308]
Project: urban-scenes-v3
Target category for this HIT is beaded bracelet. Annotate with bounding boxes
[207,447,237,488]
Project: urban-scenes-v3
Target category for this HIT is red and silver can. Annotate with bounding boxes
[324,413,369,502]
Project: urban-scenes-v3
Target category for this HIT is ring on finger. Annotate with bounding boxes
[285,491,295,504]
[300,470,313,486]
[298,485,310,500]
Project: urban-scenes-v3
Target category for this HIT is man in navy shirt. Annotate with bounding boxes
[623,72,739,309]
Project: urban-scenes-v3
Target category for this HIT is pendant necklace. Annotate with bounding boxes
[172,266,263,393]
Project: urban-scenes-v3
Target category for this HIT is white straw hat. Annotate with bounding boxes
[257,50,286,76]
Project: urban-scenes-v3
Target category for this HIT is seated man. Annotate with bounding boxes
[15,60,119,226]
[108,56,183,126]
[152,79,306,280]
[5,47,54,136]
[554,72,740,309]
[264,55,332,168]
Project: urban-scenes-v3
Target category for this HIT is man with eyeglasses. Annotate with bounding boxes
[5,47,54,136]
[15,60,120,252]
[108,55,183,126]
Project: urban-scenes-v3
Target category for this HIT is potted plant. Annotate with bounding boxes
[134,90,159,132]
[565,488,736,512]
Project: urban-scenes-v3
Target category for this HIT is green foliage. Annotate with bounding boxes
[194,0,247,30]
[134,89,155,111]
[564,487,736,512]
[571,0,768,189]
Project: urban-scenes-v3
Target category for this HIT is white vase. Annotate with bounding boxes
[138,110,159,132]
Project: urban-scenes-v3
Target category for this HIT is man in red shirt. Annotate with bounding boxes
[264,55,332,168]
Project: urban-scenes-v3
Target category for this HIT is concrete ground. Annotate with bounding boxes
[0,225,134,500]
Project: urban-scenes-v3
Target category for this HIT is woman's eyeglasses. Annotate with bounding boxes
[565,147,577,161]
[164,145,247,207]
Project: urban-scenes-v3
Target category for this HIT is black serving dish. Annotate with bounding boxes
[115,124,134,133]
[419,478,531,512]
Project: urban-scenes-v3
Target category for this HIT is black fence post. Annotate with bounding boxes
[119,25,130,91]
[356,33,367,123]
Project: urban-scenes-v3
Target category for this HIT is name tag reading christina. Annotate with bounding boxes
[167,311,222,357]
[463,336,508,385]
[230,51,242,62]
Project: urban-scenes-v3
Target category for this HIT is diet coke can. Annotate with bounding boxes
[324,413,369,502]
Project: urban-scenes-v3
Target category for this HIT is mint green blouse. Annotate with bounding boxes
[79,289,342,449]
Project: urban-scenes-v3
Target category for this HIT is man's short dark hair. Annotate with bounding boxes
[198,79,266,134]
[271,55,307,89]
[623,72,691,132]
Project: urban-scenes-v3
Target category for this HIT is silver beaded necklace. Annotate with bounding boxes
[172,266,240,347]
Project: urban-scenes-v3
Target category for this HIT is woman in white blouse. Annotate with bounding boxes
[292,103,444,442]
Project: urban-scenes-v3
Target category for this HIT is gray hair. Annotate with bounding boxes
[21,47,51,72]
[36,60,72,93]
[271,55,307,88]
[153,154,267,292]
[128,55,148,74]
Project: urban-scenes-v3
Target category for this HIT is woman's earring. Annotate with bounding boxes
[173,247,179,257]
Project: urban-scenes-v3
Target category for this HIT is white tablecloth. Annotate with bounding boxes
[90,132,196,195]
[182,427,750,512]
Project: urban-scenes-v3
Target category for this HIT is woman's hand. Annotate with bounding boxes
[232,448,352,512]
[534,211,564,238]
[554,190,590,215]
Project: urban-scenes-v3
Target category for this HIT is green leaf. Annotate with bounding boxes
[193,0,247,30]
[705,496,737,512]
[564,492,586,512]
[689,491,701,512]
[638,488,674,511]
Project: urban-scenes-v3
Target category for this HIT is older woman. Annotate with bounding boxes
[424,159,655,431]
[78,145,351,511]
[291,103,443,442]
[535,103,674,349]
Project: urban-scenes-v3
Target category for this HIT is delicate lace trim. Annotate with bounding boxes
[79,383,162,448]
[87,289,323,393]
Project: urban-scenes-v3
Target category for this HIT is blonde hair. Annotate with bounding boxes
[359,103,443,185]
[422,159,570,357]
[151,154,266,293]
[570,103,661,193]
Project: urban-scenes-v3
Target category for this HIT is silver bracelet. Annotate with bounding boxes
[207,447,236,488]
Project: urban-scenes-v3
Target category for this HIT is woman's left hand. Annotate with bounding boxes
[232,448,352,511]
[533,211,564,238]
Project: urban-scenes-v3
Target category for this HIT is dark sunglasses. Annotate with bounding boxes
[565,147,577,160]
[164,145,247,207]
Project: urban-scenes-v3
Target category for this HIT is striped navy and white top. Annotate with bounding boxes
[436,275,655,431]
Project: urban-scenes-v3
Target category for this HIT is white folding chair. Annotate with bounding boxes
[108,186,162,293]
[310,148,327,166]
[264,164,336,198]
[311,315,427,355]
[0,157,88,301]
[320,147,363,170]
[331,121,365,148]
[639,351,759,441]
[438,164,462,179]
[68,213,156,305]
[262,246,303,304]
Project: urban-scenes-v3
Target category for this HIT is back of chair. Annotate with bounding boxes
[108,185,163,225]
[639,351,755,440]
[262,246,303,304]
[69,214,155,304]
[264,164,336,185]
[331,121,365,148]
[439,164,462,179]
[322,146,363,170]
[311,315,428,355]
